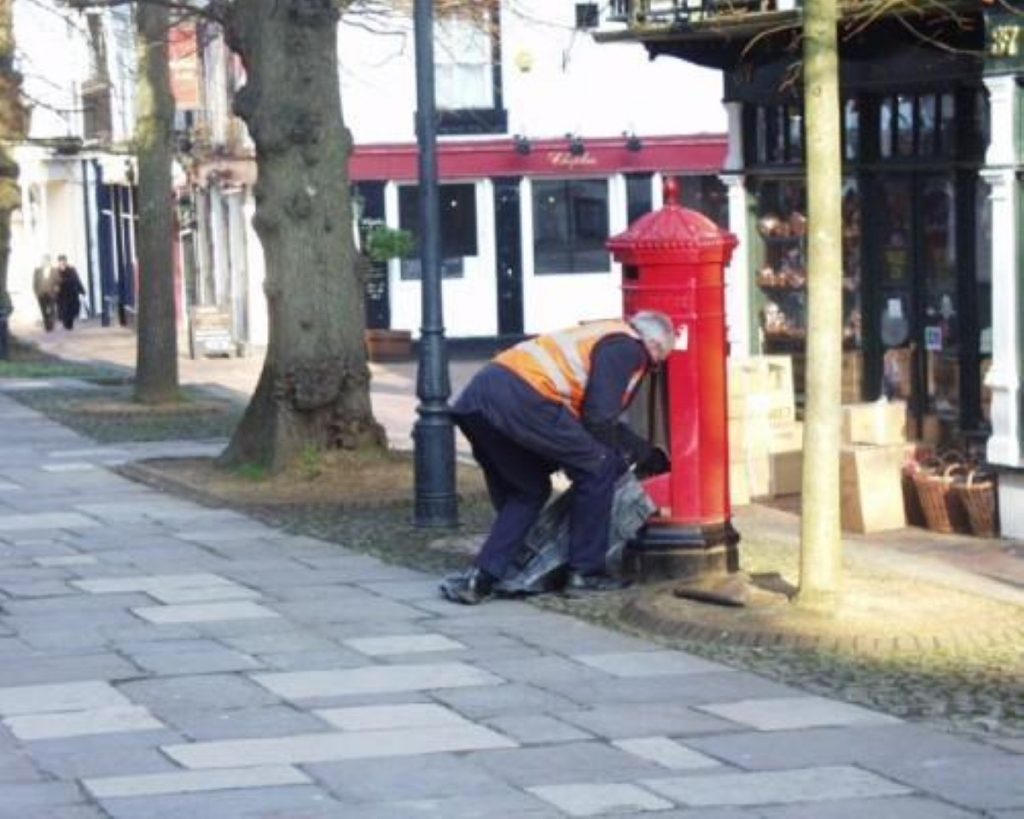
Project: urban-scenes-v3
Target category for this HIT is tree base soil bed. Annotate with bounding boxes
[75,398,232,417]
[123,449,488,509]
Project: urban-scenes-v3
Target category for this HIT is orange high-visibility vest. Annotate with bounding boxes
[494,320,646,417]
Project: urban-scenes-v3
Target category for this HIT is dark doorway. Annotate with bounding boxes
[493,177,523,336]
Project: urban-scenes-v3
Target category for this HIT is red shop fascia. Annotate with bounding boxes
[347,133,726,183]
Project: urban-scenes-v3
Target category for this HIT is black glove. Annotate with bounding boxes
[634,446,670,479]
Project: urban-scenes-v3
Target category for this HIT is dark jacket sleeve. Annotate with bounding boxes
[581,336,653,463]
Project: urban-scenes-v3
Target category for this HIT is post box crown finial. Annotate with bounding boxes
[663,177,680,206]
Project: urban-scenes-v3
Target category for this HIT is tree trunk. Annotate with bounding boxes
[219,0,385,471]
[134,4,180,403]
[0,0,25,354]
[797,0,844,612]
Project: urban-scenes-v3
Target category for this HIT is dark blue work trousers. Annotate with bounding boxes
[452,365,623,578]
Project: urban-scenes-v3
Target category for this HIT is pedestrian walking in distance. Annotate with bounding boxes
[442,310,674,605]
[31,255,57,332]
[54,255,85,331]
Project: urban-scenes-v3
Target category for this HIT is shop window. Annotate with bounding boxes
[786,106,804,162]
[398,183,478,280]
[843,98,860,161]
[976,176,993,429]
[938,93,956,156]
[880,97,894,159]
[625,173,653,225]
[532,179,610,275]
[674,175,729,230]
[896,94,915,157]
[434,3,507,135]
[747,103,802,166]
[575,3,600,28]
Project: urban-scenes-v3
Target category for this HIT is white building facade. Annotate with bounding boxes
[183,0,729,351]
[9,3,138,329]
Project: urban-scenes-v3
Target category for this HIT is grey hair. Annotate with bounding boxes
[629,310,675,354]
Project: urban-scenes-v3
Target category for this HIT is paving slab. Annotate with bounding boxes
[0,781,90,817]
[465,741,670,787]
[117,674,281,713]
[573,650,730,678]
[558,702,739,739]
[83,765,311,798]
[163,721,517,768]
[145,586,262,605]
[644,765,913,807]
[758,796,984,818]
[72,574,235,594]
[0,680,129,716]
[697,696,902,731]
[130,648,262,676]
[314,703,466,731]
[306,752,519,803]
[483,713,593,745]
[156,705,327,742]
[685,723,996,771]
[94,785,343,819]
[23,730,185,780]
[430,681,580,719]
[528,782,673,816]
[252,662,503,700]
[867,752,1024,810]
[270,595,426,624]
[41,463,97,473]
[4,705,163,740]
[613,737,722,770]
[343,634,465,656]
[0,512,99,531]
[32,555,97,567]
[131,601,281,624]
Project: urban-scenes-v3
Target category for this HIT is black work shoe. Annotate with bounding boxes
[439,567,497,605]
[565,571,631,593]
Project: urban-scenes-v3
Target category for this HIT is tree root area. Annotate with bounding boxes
[126,450,488,508]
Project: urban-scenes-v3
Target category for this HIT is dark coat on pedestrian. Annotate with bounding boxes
[56,265,86,330]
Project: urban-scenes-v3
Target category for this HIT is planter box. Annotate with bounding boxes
[365,329,412,362]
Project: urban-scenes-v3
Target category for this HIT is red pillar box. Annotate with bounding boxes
[607,178,740,582]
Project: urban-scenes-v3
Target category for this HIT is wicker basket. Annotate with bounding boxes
[901,461,927,527]
[912,463,971,534]
[952,470,1000,538]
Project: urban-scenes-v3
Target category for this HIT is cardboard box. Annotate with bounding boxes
[764,355,794,398]
[842,351,864,403]
[841,401,907,445]
[769,450,803,496]
[727,356,796,424]
[730,415,770,464]
[840,444,907,533]
[768,422,803,454]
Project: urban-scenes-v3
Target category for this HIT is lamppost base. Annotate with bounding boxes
[624,519,740,584]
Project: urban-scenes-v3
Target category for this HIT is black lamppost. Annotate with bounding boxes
[412,0,458,528]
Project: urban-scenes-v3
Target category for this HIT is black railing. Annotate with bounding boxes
[606,0,800,27]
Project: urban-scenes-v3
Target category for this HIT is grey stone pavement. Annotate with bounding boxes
[0,335,1021,815]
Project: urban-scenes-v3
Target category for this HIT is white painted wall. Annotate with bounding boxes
[385,180,499,338]
[14,1,90,140]
[9,4,134,330]
[338,0,725,145]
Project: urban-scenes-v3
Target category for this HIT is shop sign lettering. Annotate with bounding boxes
[548,151,598,169]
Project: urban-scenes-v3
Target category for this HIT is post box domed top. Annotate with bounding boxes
[607,178,737,263]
